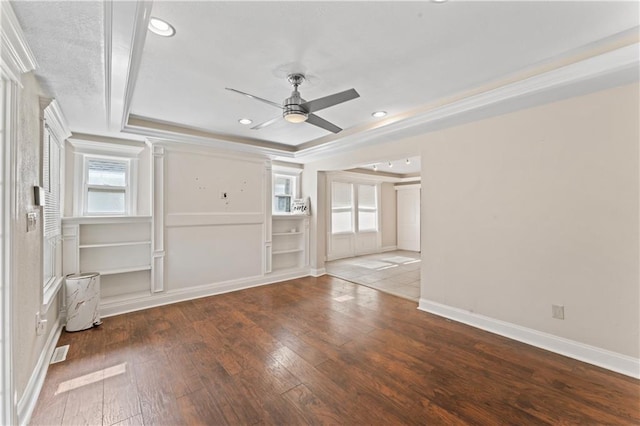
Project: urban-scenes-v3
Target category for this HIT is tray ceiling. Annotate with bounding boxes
[11,1,640,158]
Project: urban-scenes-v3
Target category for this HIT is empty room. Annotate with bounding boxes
[1,1,638,425]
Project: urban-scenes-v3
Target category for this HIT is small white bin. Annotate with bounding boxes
[65,272,102,332]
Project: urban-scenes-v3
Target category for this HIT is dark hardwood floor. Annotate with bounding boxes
[31,276,639,425]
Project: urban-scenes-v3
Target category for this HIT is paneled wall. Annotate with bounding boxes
[161,144,267,292]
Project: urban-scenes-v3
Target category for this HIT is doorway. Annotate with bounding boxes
[324,156,421,301]
[0,74,15,425]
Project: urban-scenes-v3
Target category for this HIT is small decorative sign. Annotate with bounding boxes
[291,197,310,215]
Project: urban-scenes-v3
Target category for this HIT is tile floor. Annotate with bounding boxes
[325,250,421,301]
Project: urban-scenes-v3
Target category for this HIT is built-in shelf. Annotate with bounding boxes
[62,217,153,303]
[270,215,309,273]
[79,241,151,249]
[99,266,152,276]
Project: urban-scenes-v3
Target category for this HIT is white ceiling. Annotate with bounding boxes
[357,156,421,176]
[11,1,640,158]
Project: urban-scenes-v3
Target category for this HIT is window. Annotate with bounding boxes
[84,157,129,215]
[358,184,378,232]
[331,182,353,233]
[273,174,296,214]
[70,139,143,217]
[42,122,63,296]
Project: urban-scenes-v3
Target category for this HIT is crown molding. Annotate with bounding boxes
[41,98,72,141]
[106,0,152,133]
[68,136,145,158]
[120,0,152,130]
[119,41,638,163]
[103,0,113,127]
[0,1,38,81]
[148,138,269,164]
[294,42,639,162]
[124,114,297,159]
[325,170,404,184]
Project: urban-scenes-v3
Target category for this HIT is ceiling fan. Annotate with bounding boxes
[226,74,359,133]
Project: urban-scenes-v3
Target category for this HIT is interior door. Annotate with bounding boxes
[397,187,420,252]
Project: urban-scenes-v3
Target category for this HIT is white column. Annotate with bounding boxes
[151,144,165,292]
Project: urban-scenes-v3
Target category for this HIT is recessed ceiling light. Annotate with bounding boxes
[148,17,175,37]
[238,118,252,125]
[372,111,387,118]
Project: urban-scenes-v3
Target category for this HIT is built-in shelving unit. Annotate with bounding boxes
[271,215,309,273]
[62,216,152,305]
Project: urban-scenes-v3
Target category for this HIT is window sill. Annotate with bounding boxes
[62,216,151,225]
[42,275,64,314]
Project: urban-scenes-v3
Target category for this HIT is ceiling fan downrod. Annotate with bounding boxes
[283,73,308,123]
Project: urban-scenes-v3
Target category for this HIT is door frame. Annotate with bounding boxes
[1,2,39,422]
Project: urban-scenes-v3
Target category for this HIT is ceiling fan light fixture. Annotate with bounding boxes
[284,111,308,123]
[372,111,387,118]
[148,17,175,37]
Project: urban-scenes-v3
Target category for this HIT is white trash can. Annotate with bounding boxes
[65,272,102,332]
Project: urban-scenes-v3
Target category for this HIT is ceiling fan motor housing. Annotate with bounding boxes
[283,89,308,122]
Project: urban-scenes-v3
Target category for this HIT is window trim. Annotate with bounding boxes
[329,178,382,236]
[69,139,144,217]
[40,99,71,312]
[272,171,301,214]
[357,183,379,233]
[330,181,355,235]
[82,155,132,216]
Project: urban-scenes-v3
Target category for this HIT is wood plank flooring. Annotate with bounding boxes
[31,276,639,425]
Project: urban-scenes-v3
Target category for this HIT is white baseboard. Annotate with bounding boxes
[418,298,640,379]
[17,316,64,426]
[310,268,326,277]
[381,245,398,252]
[100,268,311,318]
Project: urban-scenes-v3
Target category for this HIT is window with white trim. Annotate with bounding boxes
[273,174,295,213]
[70,139,143,217]
[331,181,354,234]
[357,184,378,232]
[84,157,129,215]
[42,123,62,292]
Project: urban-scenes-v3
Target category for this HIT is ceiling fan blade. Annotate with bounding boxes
[300,88,359,113]
[225,88,282,109]
[251,115,281,130]
[306,113,342,133]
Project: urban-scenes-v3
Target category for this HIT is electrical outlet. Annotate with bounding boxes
[36,312,47,336]
[26,211,37,232]
[552,304,565,320]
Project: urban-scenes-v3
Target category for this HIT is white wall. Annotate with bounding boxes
[13,72,62,409]
[396,185,420,251]
[380,182,397,249]
[421,82,639,358]
[162,146,267,290]
[305,82,639,362]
